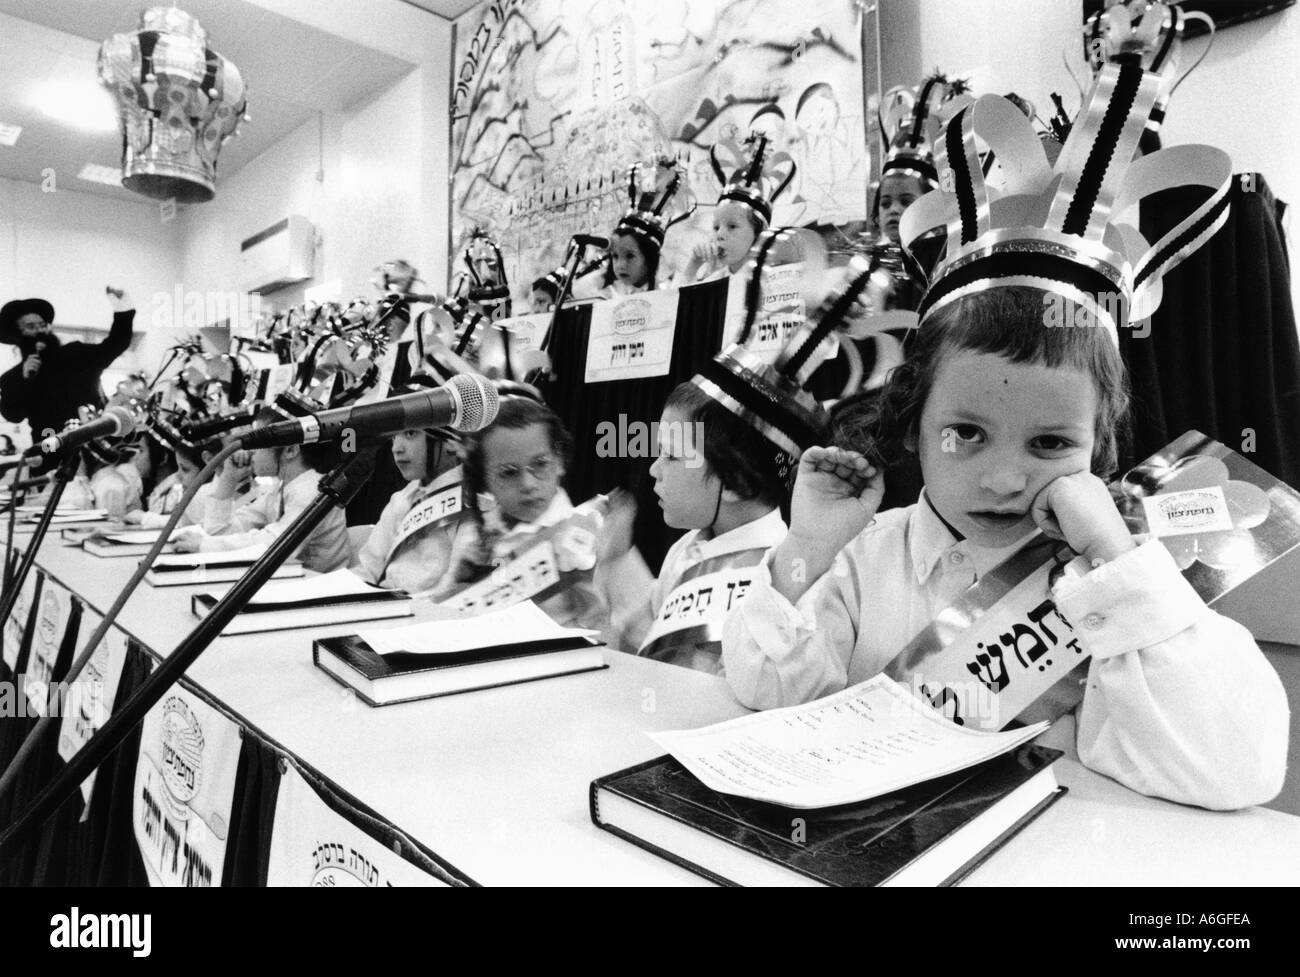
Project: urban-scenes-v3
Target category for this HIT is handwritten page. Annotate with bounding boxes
[358,600,597,656]
[209,569,390,607]
[648,675,1048,809]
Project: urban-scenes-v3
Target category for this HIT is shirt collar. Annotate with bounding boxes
[908,491,1041,584]
[414,464,463,499]
[684,507,787,561]
[500,488,572,537]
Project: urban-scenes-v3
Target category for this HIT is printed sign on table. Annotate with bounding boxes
[266,762,450,886]
[133,687,241,887]
[3,571,40,672]
[491,312,548,351]
[24,579,76,717]
[584,289,679,383]
[58,610,130,808]
[720,263,806,361]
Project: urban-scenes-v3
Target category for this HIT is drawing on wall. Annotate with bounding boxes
[450,0,870,300]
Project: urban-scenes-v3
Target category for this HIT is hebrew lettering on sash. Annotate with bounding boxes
[1001,622,1052,671]
[966,641,1011,693]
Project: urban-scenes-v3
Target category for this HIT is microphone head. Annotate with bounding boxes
[104,404,138,438]
[446,373,499,433]
[574,234,610,250]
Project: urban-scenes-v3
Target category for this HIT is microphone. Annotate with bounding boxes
[23,406,136,459]
[180,407,259,442]
[572,234,610,250]
[238,373,500,449]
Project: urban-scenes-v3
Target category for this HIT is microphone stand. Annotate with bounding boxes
[0,447,378,858]
[0,450,80,635]
[3,457,29,593]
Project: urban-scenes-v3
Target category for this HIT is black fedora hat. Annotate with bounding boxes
[0,298,55,345]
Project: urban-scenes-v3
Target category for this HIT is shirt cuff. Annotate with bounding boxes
[1051,539,1205,660]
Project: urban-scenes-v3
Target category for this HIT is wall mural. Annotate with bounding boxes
[450,0,870,301]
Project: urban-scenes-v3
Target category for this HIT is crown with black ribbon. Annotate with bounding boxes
[691,229,889,482]
[614,157,695,249]
[1082,1,1214,148]
[899,61,1232,339]
[710,132,796,226]
[878,71,971,192]
[460,228,511,310]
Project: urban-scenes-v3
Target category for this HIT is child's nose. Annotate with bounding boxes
[979,462,1028,497]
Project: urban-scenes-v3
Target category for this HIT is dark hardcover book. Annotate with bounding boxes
[590,744,1064,887]
[191,588,413,635]
[313,632,607,706]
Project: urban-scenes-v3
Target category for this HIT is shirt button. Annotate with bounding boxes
[1084,613,1106,630]
[949,551,965,565]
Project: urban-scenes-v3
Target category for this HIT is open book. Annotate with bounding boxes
[591,676,1062,886]
[192,568,412,635]
[313,601,605,706]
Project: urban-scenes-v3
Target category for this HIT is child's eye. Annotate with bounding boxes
[1031,435,1075,452]
[946,424,984,445]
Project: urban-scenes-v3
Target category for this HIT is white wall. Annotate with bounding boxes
[177,31,451,311]
[0,174,182,377]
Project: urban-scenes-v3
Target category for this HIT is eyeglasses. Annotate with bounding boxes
[491,454,559,484]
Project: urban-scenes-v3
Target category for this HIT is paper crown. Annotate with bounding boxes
[614,157,695,249]
[1082,1,1214,144]
[98,7,247,203]
[878,72,971,191]
[460,229,510,303]
[898,62,1232,336]
[710,133,796,225]
[692,230,891,479]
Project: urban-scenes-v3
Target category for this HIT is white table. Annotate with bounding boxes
[11,532,1300,886]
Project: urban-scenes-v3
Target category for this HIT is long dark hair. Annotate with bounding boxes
[602,230,660,291]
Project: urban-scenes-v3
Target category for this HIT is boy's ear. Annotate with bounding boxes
[902,428,919,455]
[281,443,302,462]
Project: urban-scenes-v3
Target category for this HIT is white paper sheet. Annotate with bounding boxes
[358,600,597,656]
[210,567,388,607]
[648,675,1049,809]
[151,544,276,568]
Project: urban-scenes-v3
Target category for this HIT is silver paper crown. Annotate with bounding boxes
[899,62,1232,338]
[615,157,695,248]
[1082,1,1215,143]
[710,132,796,225]
[98,7,248,203]
[878,72,971,191]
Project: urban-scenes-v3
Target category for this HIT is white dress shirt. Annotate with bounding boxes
[722,495,1290,810]
[198,470,352,573]
[352,466,462,593]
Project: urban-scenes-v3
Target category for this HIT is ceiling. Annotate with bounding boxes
[0,0,472,206]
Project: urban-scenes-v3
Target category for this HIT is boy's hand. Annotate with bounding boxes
[171,529,203,554]
[213,451,252,499]
[789,447,884,549]
[122,510,145,525]
[595,488,637,563]
[1031,471,1135,565]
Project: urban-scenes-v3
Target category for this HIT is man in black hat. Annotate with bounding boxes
[0,287,135,469]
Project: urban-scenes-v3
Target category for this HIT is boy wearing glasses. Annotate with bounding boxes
[435,394,611,633]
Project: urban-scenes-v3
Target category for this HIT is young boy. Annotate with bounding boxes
[174,419,351,573]
[602,382,790,672]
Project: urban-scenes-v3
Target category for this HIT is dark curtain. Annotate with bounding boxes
[540,279,730,573]
[1122,174,1300,485]
[27,640,153,885]
[223,729,282,886]
[0,595,81,885]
